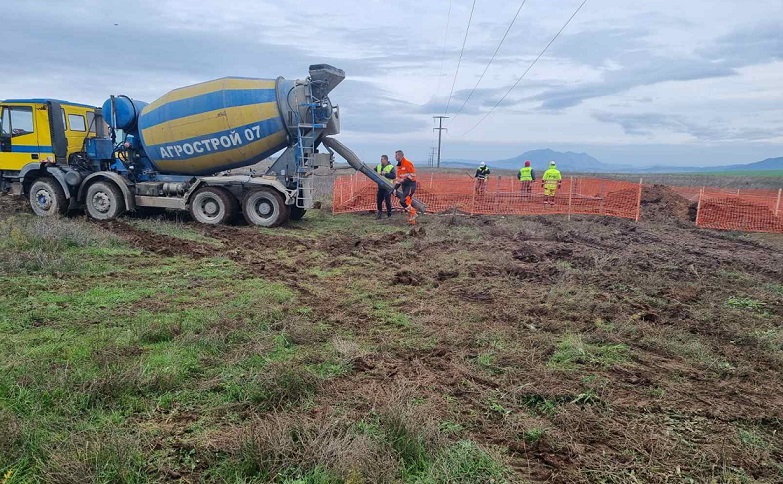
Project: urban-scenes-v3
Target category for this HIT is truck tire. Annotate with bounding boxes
[85,181,126,221]
[189,187,237,225]
[28,178,68,216]
[289,206,306,221]
[242,188,288,227]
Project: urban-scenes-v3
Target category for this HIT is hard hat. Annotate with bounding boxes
[524,160,531,167]
[479,162,486,167]
[549,160,556,166]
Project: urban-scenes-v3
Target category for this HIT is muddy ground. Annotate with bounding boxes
[3,186,783,482]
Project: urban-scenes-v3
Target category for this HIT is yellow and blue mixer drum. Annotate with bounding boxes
[103,77,290,176]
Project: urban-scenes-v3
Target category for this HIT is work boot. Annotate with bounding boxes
[387,212,392,218]
[376,211,383,220]
[407,208,418,225]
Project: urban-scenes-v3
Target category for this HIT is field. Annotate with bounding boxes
[577,172,783,190]
[1,182,783,483]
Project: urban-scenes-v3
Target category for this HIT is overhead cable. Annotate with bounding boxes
[448,0,529,124]
[457,0,589,137]
[444,0,478,114]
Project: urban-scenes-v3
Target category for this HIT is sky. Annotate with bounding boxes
[3,0,782,167]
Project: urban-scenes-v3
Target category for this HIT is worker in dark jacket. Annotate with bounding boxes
[474,162,490,194]
[375,155,396,219]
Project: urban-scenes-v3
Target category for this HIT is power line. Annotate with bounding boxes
[448,0,529,125]
[457,0,589,137]
[434,0,454,99]
[444,0,478,115]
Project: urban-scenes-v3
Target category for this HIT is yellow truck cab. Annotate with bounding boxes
[0,99,107,214]
[0,99,99,169]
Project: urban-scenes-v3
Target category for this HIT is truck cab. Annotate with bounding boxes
[0,99,99,170]
[0,99,109,215]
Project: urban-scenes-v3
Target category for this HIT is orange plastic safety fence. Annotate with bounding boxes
[333,174,642,220]
[696,188,783,234]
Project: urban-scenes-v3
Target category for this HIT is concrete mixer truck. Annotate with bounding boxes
[0,64,424,226]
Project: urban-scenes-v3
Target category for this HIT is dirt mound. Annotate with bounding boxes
[640,185,696,223]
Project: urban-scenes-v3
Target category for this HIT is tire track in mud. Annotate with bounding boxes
[103,221,311,291]
[102,221,403,297]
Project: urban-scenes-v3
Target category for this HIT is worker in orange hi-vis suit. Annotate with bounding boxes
[393,149,418,224]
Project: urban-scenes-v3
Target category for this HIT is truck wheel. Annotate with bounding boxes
[189,187,237,225]
[85,181,126,221]
[242,188,289,227]
[28,178,68,216]
[289,206,306,221]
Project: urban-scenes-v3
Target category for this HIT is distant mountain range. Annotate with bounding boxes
[638,157,783,173]
[441,151,783,174]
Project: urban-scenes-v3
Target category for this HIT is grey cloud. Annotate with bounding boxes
[702,23,783,66]
[416,86,512,116]
[536,56,736,110]
[1,2,435,102]
[592,111,782,142]
[549,27,652,66]
[337,80,428,134]
[530,22,782,111]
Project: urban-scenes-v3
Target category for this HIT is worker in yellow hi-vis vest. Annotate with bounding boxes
[375,155,396,219]
[541,161,562,205]
[518,160,535,198]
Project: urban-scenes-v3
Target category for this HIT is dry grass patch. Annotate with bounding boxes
[240,413,398,482]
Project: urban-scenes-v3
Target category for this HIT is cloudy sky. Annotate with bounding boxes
[4,0,782,167]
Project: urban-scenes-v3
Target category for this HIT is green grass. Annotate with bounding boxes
[678,170,783,177]
[0,215,122,275]
[418,440,507,483]
[549,334,629,369]
[523,428,546,444]
[0,214,514,481]
[0,217,321,480]
[737,428,769,450]
[725,296,766,312]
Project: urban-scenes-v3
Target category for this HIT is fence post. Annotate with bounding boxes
[695,187,704,226]
[470,185,476,216]
[600,180,606,215]
[635,178,643,222]
[430,172,434,189]
[775,188,782,217]
[567,177,574,221]
[349,173,354,201]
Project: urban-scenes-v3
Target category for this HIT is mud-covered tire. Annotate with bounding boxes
[289,206,306,221]
[85,181,126,221]
[242,188,288,227]
[28,177,68,216]
[189,187,237,225]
